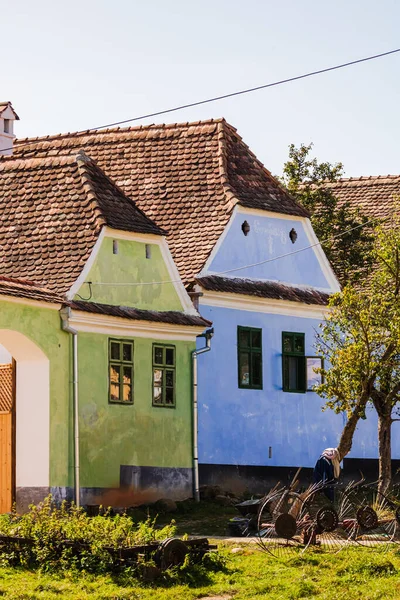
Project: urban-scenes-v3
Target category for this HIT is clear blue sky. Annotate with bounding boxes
[2,0,399,177]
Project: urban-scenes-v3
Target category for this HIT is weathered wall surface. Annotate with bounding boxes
[0,299,72,509]
[205,211,334,290]
[197,303,344,473]
[76,332,194,503]
[75,237,182,311]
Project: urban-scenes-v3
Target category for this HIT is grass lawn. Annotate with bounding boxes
[1,544,400,599]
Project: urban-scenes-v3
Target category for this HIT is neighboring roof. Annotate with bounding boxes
[196,275,330,305]
[0,276,63,304]
[8,119,308,283]
[0,101,20,120]
[70,300,212,327]
[0,152,164,294]
[324,175,400,221]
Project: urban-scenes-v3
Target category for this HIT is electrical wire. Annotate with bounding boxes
[86,214,382,288]
[3,47,400,155]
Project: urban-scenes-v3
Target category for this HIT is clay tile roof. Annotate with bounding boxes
[0,101,20,120]
[70,300,212,327]
[0,153,164,294]
[196,275,330,305]
[323,175,400,221]
[0,276,63,303]
[8,118,307,284]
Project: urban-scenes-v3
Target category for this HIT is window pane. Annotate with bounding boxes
[294,335,304,353]
[165,387,174,405]
[153,369,162,385]
[239,328,250,348]
[110,383,120,401]
[123,343,132,362]
[165,347,175,365]
[288,356,298,390]
[251,329,261,349]
[123,366,132,385]
[153,386,162,404]
[252,353,262,386]
[239,352,250,386]
[123,384,132,402]
[307,357,322,390]
[110,342,120,360]
[166,370,174,387]
[283,335,293,353]
[110,365,120,383]
[154,346,163,365]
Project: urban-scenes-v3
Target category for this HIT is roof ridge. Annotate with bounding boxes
[75,152,166,236]
[220,121,310,218]
[331,174,400,183]
[0,274,54,292]
[0,153,77,171]
[13,117,226,147]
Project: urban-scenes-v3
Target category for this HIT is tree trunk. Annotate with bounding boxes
[377,414,392,495]
[337,401,367,461]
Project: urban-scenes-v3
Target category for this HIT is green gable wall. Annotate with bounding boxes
[75,237,183,311]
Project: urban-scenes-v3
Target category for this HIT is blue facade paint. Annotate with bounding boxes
[348,407,400,460]
[206,212,330,289]
[197,304,343,469]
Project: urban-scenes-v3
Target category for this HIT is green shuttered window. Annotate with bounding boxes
[282,332,306,393]
[237,326,263,389]
[109,339,134,404]
[153,344,176,407]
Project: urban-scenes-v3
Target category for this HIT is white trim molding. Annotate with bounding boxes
[68,309,205,341]
[66,229,105,301]
[302,218,341,293]
[199,206,340,294]
[199,290,330,319]
[0,294,61,311]
[66,227,198,315]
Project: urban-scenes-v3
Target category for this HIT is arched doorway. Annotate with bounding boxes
[0,331,50,513]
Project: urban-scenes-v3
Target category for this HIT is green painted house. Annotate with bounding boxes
[0,151,210,512]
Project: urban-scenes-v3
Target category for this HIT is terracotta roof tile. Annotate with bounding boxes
[0,276,63,303]
[0,153,164,294]
[324,175,400,221]
[197,275,330,305]
[7,119,307,284]
[70,300,212,327]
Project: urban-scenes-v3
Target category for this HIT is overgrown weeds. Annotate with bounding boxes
[0,496,178,575]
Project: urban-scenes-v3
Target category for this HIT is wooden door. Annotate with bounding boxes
[0,363,14,513]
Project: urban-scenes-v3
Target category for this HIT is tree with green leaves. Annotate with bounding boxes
[315,214,400,493]
[282,143,375,285]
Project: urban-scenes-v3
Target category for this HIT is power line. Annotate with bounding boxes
[4,47,400,155]
[86,214,380,288]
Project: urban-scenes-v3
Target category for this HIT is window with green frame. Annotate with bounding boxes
[109,339,134,404]
[153,345,176,407]
[237,326,262,389]
[282,332,306,393]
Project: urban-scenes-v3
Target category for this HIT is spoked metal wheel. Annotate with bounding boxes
[256,488,310,559]
[345,486,400,551]
[301,482,355,553]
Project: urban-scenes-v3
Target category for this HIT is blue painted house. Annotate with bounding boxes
[9,117,345,495]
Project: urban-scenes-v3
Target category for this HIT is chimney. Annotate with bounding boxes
[0,102,19,156]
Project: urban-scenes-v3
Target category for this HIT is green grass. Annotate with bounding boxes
[1,545,400,599]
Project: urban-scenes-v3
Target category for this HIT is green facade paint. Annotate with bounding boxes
[0,300,72,489]
[76,237,182,311]
[78,333,194,488]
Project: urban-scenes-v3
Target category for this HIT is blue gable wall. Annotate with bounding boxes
[204,212,332,290]
[197,304,344,469]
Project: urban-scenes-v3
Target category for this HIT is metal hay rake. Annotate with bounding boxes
[252,473,400,559]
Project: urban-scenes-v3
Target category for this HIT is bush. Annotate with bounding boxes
[0,496,177,575]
